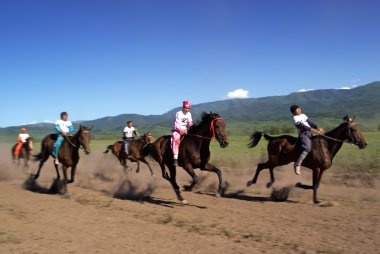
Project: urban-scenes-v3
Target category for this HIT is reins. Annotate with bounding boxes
[186,117,223,140]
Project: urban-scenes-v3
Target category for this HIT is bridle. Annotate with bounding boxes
[187,117,224,141]
[319,123,355,144]
[65,130,91,150]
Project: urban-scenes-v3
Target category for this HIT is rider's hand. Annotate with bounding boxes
[62,132,67,136]
[311,128,321,135]
[319,128,324,133]
[182,130,188,135]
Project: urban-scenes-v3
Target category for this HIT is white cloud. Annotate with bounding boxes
[297,88,315,93]
[43,120,52,123]
[21,120,38,125]
[226,88,249,99]
[339,86,351,90]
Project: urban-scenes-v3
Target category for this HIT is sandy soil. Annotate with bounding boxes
[0,146,379,254]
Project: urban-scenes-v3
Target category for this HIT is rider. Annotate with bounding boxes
[122,120,139,155]
[172,100,193,166]
[290,105,323,175]
[14,127,30,158]
[53,112,74,165]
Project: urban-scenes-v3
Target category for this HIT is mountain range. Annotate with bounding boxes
[1,81,379,141]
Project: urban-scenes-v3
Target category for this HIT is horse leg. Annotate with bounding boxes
[135,161,141,173]
[247,162,270,187]
[160,163,169,180]
[312,168,324,204]
[267,168,275,188]
[34,154,49,180]
[201,163,226,197]
[61,165,68,194]
[69,164,77,183]
[167,165,187,204]
[182,165,198,192]
[140,158,155,177]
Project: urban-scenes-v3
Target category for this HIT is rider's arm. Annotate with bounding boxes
[174,112,183,133]
[306,119,318,129]
[187,113,193,128]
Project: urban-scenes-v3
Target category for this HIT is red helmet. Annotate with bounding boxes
[183,100,191,109]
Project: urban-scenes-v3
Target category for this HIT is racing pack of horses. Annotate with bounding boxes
[13,112,367,204]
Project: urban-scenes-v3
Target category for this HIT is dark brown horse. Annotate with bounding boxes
[148,112,229,204]
[33,125,92,190]
[246,116,367,204]
[103,132,155,176]
[11,137,34,168]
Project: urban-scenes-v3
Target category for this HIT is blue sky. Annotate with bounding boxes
[1,0,379,127]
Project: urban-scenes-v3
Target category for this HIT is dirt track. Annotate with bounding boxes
[0,150,379,254]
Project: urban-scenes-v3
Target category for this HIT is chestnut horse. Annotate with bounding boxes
[246,116,367,204]
[104,132,155,176]
[33,125,92,192]
[147,112,229,204]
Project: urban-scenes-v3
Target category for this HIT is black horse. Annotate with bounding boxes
[246,116,367,203]
[147,112,229,204]
[11,137,34,168]
[33,125,92,191]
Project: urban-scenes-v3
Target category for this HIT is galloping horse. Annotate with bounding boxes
[246,116,367,203]
[33,125,92,188]
[104,132,155,176]
[148,112,229,204]
[11,137,34,168]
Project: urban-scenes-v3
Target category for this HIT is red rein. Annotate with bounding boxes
[187,117,223,140]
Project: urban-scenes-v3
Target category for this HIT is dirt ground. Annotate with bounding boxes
[0,146,379,254]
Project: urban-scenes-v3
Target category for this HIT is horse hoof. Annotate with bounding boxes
[183,185,192,192]
[246,180,253,187]
[215,193,221,198]
[33,174,39,180]
[181,199,188,205]
[68,180,74,184]
[266,182,274,188]
[314,200,321,204]
[295,182,302,188]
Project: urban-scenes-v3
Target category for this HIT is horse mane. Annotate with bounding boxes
[324,122,348,138]
[188,112,220,133]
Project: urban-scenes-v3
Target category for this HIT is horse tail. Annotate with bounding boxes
[103,145,113,154]
[248,131,265,148]
[33,153,42,162]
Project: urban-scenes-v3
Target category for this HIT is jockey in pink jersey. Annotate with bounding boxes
[171,100,193,166]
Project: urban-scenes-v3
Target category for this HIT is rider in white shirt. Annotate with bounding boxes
[171,100,193,166]
[290,105,323,175]
[14,127,30,158]
[123,121,138,155]
[53,112,74,164]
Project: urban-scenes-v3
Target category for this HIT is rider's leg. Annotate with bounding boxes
[14,142,23,158]
[171,131,181,166]
[52,135,64,164]
[294,134,312,175]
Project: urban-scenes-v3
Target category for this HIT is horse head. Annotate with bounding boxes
[209,112,229,148]
[78,125,92,154]
[142,132,155,144]
[343,115,367,149]
[26,137,34,151]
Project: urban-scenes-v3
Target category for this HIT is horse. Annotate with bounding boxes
[147,112,229,204]
[11,137,34,168]
[103,132,155,176]
[33,125,92,190]
[246,116,367,204]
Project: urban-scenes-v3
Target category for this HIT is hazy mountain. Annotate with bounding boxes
[1,81,379,141]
